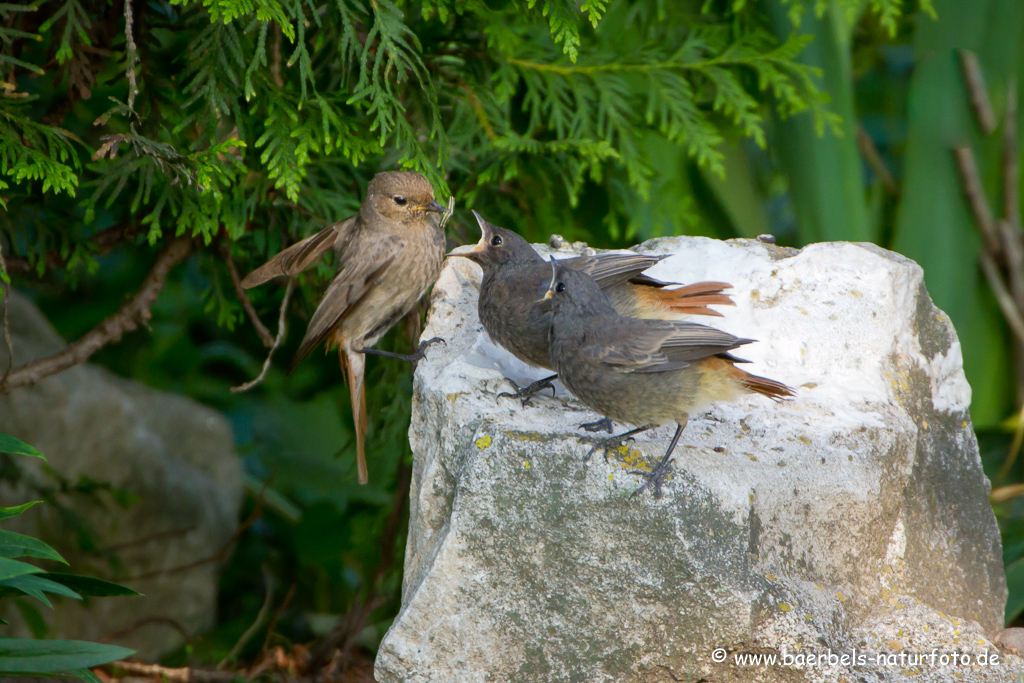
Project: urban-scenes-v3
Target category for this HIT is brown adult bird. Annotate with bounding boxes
[544,260,793,496]
[241,171,447,484]
[448,211,734,421]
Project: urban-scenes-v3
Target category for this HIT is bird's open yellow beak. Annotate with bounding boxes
[541,289,553,301]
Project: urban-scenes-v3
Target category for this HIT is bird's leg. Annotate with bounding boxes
[581,424,654,463]
[630,418,688,499]
[358,337,446,365]
[578,417,614,433]
[497,374,558,406]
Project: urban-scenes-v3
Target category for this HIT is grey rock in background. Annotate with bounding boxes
[0,291,243,659]
[376,237,1016,682]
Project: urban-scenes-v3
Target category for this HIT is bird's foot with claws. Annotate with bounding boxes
[629,456,674,498]
[359,337,446,365]
[581,433,637,464]
[497,374,557,406]
[578,417,614,433]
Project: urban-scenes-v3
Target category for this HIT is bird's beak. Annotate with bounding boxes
[421,199,446,214]
[444,210,489,258]
[538,256,557,302]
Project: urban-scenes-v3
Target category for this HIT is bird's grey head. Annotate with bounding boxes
[366,171,445,224]
[544,258,616,317]
[447,211,542,271]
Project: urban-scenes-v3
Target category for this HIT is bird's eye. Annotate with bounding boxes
[393,196,407,206]
[491,235,503,246]
[556,282,566,293]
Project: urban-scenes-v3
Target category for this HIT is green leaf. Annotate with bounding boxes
[0,432,45,459]
[0,574,83,607]
[0,501,43,522]
[0,638,134,674]
[891,0,1024,427]
[766,1,872,244]
[0,530,68,564]
[42,573,142,598]
[0,557,45,582]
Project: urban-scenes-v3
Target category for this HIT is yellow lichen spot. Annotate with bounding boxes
[779,603,791,612]
[961,421,968,429]
[475,435,492,449]
[921,420,928,429]
[766,574,777,581]
[608,473,614,480]
[746,453,758,462]
[887,640,902,651]
[850,290,862,298]
[805,614,813,621]
[837,591,846,602]
[522,460,531,470]
[798,436,811,444]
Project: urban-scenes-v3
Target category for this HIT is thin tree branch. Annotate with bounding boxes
[231,279,295,393]
[260,582,296,655]
[957,48,996,135]
[107,661,238,682]
[856,125,898,195]
[218,564,274,670]
[0,236,193,394]
[121,490,264,582]
[953,146,1001,256]
[219,243,274,347]
[1004,76,1020,228]
[980,252,1024,346]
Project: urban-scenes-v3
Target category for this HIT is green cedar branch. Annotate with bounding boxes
[0,236,193,393]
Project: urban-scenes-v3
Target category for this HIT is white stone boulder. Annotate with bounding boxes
[375,236,1015,683]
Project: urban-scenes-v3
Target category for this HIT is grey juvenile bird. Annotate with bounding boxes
[449,212,734,413]
[241,171,447,485]
[544,260,793,496]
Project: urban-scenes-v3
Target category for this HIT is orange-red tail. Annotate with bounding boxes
[340,347,369,484]
[633,281,735,318]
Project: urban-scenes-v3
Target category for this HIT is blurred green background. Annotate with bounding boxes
[2,0,1024,671]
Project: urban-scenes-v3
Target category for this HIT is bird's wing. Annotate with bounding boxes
[291,235,403,367]
[578,253,667,290]
[241,216,357,289]
[594,320,752,374]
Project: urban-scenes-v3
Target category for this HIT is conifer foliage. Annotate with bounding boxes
[1,0,925,307]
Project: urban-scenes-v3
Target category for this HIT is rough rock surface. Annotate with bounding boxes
[376,237,1016,682]
[0,292,243,658]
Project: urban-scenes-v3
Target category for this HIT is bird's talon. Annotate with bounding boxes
[496,374,557,406]
[579,417,614,434]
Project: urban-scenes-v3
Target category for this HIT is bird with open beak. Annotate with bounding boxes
[241,170,448,485]
[544,258,793,496]
[447,211,734,425]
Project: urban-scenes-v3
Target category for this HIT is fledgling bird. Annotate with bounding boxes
[241,171,447,485]
[544,260,793,497]
[448,211,734,412]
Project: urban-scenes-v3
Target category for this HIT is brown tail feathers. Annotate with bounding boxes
[632,281,735,318]
[734,367,795,402]
[340,347,369,484]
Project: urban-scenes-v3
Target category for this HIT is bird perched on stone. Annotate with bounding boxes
[544,259,793,497]
[241,171,448,485]
[448,211,734,416]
